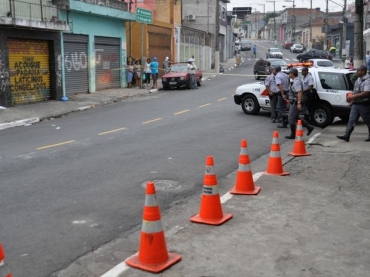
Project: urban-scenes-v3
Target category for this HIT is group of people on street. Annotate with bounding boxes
[127,57,160,89]
[265,65,315,139]
[265,63,370,142]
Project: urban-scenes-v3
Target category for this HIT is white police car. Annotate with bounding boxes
[233,63,356,128]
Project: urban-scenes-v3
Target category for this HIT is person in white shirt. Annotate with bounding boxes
[187,60,197,89]
[144,58,152,86]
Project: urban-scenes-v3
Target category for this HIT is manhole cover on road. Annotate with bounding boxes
[141,180,181,191]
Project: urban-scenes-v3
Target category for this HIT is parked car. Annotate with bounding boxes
[297,49,332,62]
[240,40,252,51]
[234,67,356,128]
[162,63,202,90]
[253,58,288,80]
[266,48,283,59]
[290,44,304,53]
[282,41,294,49]
[307,59,335,68]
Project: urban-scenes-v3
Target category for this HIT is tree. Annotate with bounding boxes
[264,12,278,24]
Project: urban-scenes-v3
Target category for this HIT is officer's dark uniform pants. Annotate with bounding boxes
[269,93,279,120]
[277,92,288,122]
[288,103,313,131]
[344,102,370,136]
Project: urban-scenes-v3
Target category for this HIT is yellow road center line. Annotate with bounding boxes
[174,109,190,115]
[142,118,163,124]
[217,98,227,101]
[98,127,127,136]
[199,103,210,108]
[37,140,75,150]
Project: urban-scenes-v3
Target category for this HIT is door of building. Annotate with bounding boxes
[63,34,89,94]
[7,38,50,104]
[94,37,120,90]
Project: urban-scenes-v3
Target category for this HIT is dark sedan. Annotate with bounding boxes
[297,49,332,62]
[162,63,203,90]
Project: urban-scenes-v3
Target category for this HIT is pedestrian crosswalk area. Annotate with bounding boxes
[246,57,299,62]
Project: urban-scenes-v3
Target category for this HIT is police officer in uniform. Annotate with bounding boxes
[285,68,315,139]
[275,65,290,128]
[265,66,279,122]
[301,67,314,122]
[337,65,370,142]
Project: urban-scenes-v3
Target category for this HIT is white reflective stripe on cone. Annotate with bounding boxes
[145,194,158,207]
[295,136,304,141]
[205,166,215,175]
[272,138,279,144]
[269,150,281,157]
[240,147,248,155]
[238,163,251,172]
[141,219,164,233]
[202,185,219,195]
[297,125,303,131]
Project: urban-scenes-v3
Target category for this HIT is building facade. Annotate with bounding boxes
[0,0,69,106]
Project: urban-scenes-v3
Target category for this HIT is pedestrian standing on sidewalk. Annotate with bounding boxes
[144,58,152,87]
[127,62,134,88]
[187,59,197,89]
[150,57,159,89]
[337,65,370,142]
[163,57,170,74]
[284,67,314,139]
[265,66,279,123]
[275,65,290,128]
[133,60,141,88]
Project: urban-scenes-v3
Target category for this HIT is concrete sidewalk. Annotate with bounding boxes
[0,57,243,130]
[54,123,370,277]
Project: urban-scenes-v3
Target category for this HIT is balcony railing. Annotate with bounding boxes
[74,0,128,11]
[1,0,58,22]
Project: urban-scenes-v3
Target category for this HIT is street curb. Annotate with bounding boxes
[0,117,40,131]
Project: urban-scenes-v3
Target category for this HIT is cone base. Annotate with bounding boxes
[265,171,290,176]
[289,152,311,157]
[230,186,261,195]
[125,252,181,273]
[190,213,233,226]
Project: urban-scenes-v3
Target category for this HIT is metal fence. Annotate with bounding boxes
[1,0,57,22]
[180,44,212,71]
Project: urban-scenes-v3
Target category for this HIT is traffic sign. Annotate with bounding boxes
[136,7,152,24]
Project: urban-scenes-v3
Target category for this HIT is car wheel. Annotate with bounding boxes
[241,94,261,115]
[163,85,170,90]
[254,72,260,80]
[197,77,202,87]
[310,103,334,128]
[187,80,191,89]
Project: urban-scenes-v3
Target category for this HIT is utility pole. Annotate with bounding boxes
[267,1,276,41]
[342,0,347,60]
[354,0,364,67]
[257,4,265,39]
[309,0,312,48]
[215,0,220,73]
[324,0,328,50]
[292,0,295,42]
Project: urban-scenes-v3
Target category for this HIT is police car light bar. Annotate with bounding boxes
[287,62,313,68]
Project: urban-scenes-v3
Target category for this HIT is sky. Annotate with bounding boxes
[227,0,354,14]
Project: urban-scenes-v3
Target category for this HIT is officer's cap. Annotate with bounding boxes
[289,68,298,76]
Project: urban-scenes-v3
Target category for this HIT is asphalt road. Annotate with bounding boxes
[0,40,300,277]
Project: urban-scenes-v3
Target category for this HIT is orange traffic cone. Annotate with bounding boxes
[266,131,290,176]
[230,139,260,195]
[125,181,181,273]
[289,120,311,157]
[190,156,233,225]
[0,243,12,277]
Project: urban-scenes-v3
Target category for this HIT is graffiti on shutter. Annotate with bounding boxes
[8,39,50,104]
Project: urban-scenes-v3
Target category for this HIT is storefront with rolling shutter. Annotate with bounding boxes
[7,38,51,105]
[63,34,89,94]
[94,37,121,90]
